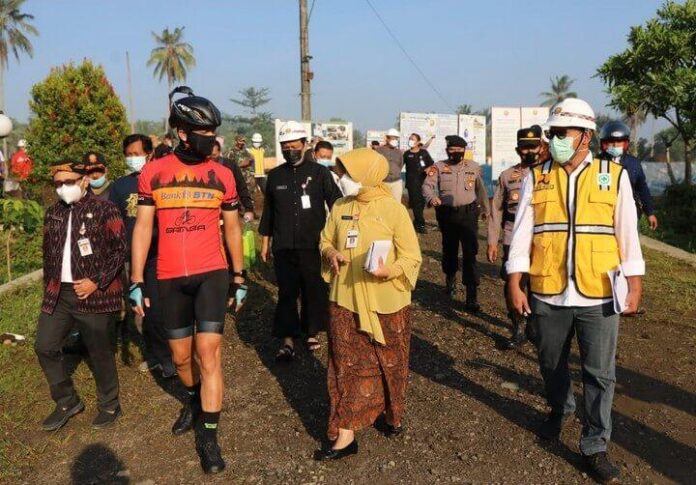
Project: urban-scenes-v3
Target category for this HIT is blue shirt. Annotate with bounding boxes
[600,152,654,216]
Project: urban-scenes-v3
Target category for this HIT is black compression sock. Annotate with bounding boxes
[197,411,221,442]
[185,382,201,407]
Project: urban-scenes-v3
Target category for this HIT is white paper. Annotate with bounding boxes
[364,240,392,272]
[608,266,628,314]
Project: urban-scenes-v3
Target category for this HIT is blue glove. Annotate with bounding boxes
[129,282,144,308]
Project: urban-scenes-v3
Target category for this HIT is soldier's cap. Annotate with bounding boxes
[517,125,542,148]
[50,159,89,176]
[445,135,467,148]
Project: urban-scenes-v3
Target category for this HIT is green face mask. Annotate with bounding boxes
[549,135,577,165]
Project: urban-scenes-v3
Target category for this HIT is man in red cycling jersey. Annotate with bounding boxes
[130,86,247,475]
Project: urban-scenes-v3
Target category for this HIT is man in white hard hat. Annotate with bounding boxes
[506,98,644,483]
[259,121,342,361]
[376,128,404,201]
[249,132,267,193]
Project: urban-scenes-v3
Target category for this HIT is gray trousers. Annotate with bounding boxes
[531,298,618,455]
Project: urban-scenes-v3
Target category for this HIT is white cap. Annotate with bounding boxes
[546,98,596,131]
[386,128,400,138]
[251,132,263,143]
[17,139,27,148]
[278,121,308,143]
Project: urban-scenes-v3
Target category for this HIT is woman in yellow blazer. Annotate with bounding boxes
[316,148,422,461]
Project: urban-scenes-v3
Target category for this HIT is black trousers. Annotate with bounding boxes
[34,285,120,411]
[272,248,328,339]
[406,177,426,228]
[143,259,173,366]
[436,204,480,286]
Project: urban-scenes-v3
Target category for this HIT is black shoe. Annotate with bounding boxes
[314,440,359,461]
[464,286,480,312]
[196,436,226,474]
[583,451,620,484]
[41,400,85,431]
[445,275,457,297]
[91,405,122,429]
[385,424,404,438]
[172,404,196,435]
[538,412,572,440]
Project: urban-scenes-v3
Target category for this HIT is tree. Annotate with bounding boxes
[456,104,473,115]
[0,198,42,282]
[231,87,271,116]
[540,75,578,107]
[0,0,38,112]
[597,0,695,185]
[25,60,130,180]
[147,26,195,121]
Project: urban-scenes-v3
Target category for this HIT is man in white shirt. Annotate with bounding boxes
[506,98,644,484]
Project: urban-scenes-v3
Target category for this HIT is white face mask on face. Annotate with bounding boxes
[338,173,362,197]
[407,139,417,148]
[388,139,399,148]
[252,142,262,148]
[56,182,85,204]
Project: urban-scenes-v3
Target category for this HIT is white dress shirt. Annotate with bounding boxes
[60,211,73,283]
[506,154,645,307]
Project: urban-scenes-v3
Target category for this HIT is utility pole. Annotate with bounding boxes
[299,0,312,121]
[126,51,136,133]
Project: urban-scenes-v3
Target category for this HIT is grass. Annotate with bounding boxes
[0,230,44,285]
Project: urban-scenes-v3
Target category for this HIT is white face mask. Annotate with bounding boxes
[56,182,85,205]
[338,173,362,197]
[407,139,417,148]
[388,139,399,148]
[317,159,332,167]
[126,155,147,173]
[252,142,262,148]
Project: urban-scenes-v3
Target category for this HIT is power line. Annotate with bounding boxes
[364,0,454,112]
[308,0,317,24]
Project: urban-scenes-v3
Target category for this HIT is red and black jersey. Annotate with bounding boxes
[138,153,239,280]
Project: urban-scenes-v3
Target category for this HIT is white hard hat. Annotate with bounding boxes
[251,132,263,143]
[278,121,308,143]
[17,139,27,148]
[386,128,400,138]
[540,123,550,143]
[546,98,596,131]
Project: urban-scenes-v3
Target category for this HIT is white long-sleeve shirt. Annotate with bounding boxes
[506,154,645,307]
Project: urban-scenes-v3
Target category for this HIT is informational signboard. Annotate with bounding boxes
[458,115,486,163]
[313,122,353,159]
[399,112,459,162]
[491,107,549,179]
[274,119,312,166]
[366,130,386,147]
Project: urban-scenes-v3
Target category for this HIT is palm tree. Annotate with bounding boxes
[147,26,195,122]
[540,75,578,107]
[0,0,38,111]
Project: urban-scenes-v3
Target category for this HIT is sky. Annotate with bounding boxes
[5,0,669,137]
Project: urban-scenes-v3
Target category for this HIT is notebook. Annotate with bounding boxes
[608,266,628,314]
[364,240,392,273]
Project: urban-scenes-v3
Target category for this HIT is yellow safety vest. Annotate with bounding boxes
[529,159,623,298]
[248,147,266,177]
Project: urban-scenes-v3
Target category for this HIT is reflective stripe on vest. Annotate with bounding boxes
[529,159,623,298]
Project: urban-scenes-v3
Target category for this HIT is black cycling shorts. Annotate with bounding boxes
[158,269,229,339]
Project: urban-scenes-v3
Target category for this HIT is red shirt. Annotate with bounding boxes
[11,149,33,181]
[138,153,239,279]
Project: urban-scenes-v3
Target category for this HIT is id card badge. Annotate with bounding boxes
[346,229,359,249]
[301,194,311,209]
[77,238,93,257]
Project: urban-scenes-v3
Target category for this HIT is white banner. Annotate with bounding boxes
[313,122,353,159]
[521,107,549,129]
[399,112,459,162]
[274,119,312,166]
[491,107,522,179]
[366,130,386,147]
[458,115,486,163]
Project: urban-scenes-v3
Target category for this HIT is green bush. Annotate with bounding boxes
[642,184,696,253]
[25,59,129,181]
[0,199,44,283]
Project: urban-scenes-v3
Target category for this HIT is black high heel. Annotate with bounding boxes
[314,439,359,461]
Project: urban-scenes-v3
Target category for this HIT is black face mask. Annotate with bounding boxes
[188,132,217,159]
[522,152,538,166]
[447,152,464,164]
[282,149,304,165]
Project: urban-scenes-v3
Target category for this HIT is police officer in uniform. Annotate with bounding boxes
[423,135,489,311]
[488,125,543,349]
[598,120,657,230]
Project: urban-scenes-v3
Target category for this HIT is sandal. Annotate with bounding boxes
[275,344,295,362]
[305,338,321,352]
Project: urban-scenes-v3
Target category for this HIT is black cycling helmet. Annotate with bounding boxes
[599,120,631,142]
[168,86,222,130]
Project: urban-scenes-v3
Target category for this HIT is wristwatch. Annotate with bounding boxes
[232,270,247,279]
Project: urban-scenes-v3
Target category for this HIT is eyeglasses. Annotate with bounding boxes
[548,129,586,140]
[53,178,83,188]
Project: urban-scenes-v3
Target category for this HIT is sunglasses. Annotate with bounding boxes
[547,128,586,140]
[53,177,83,188]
